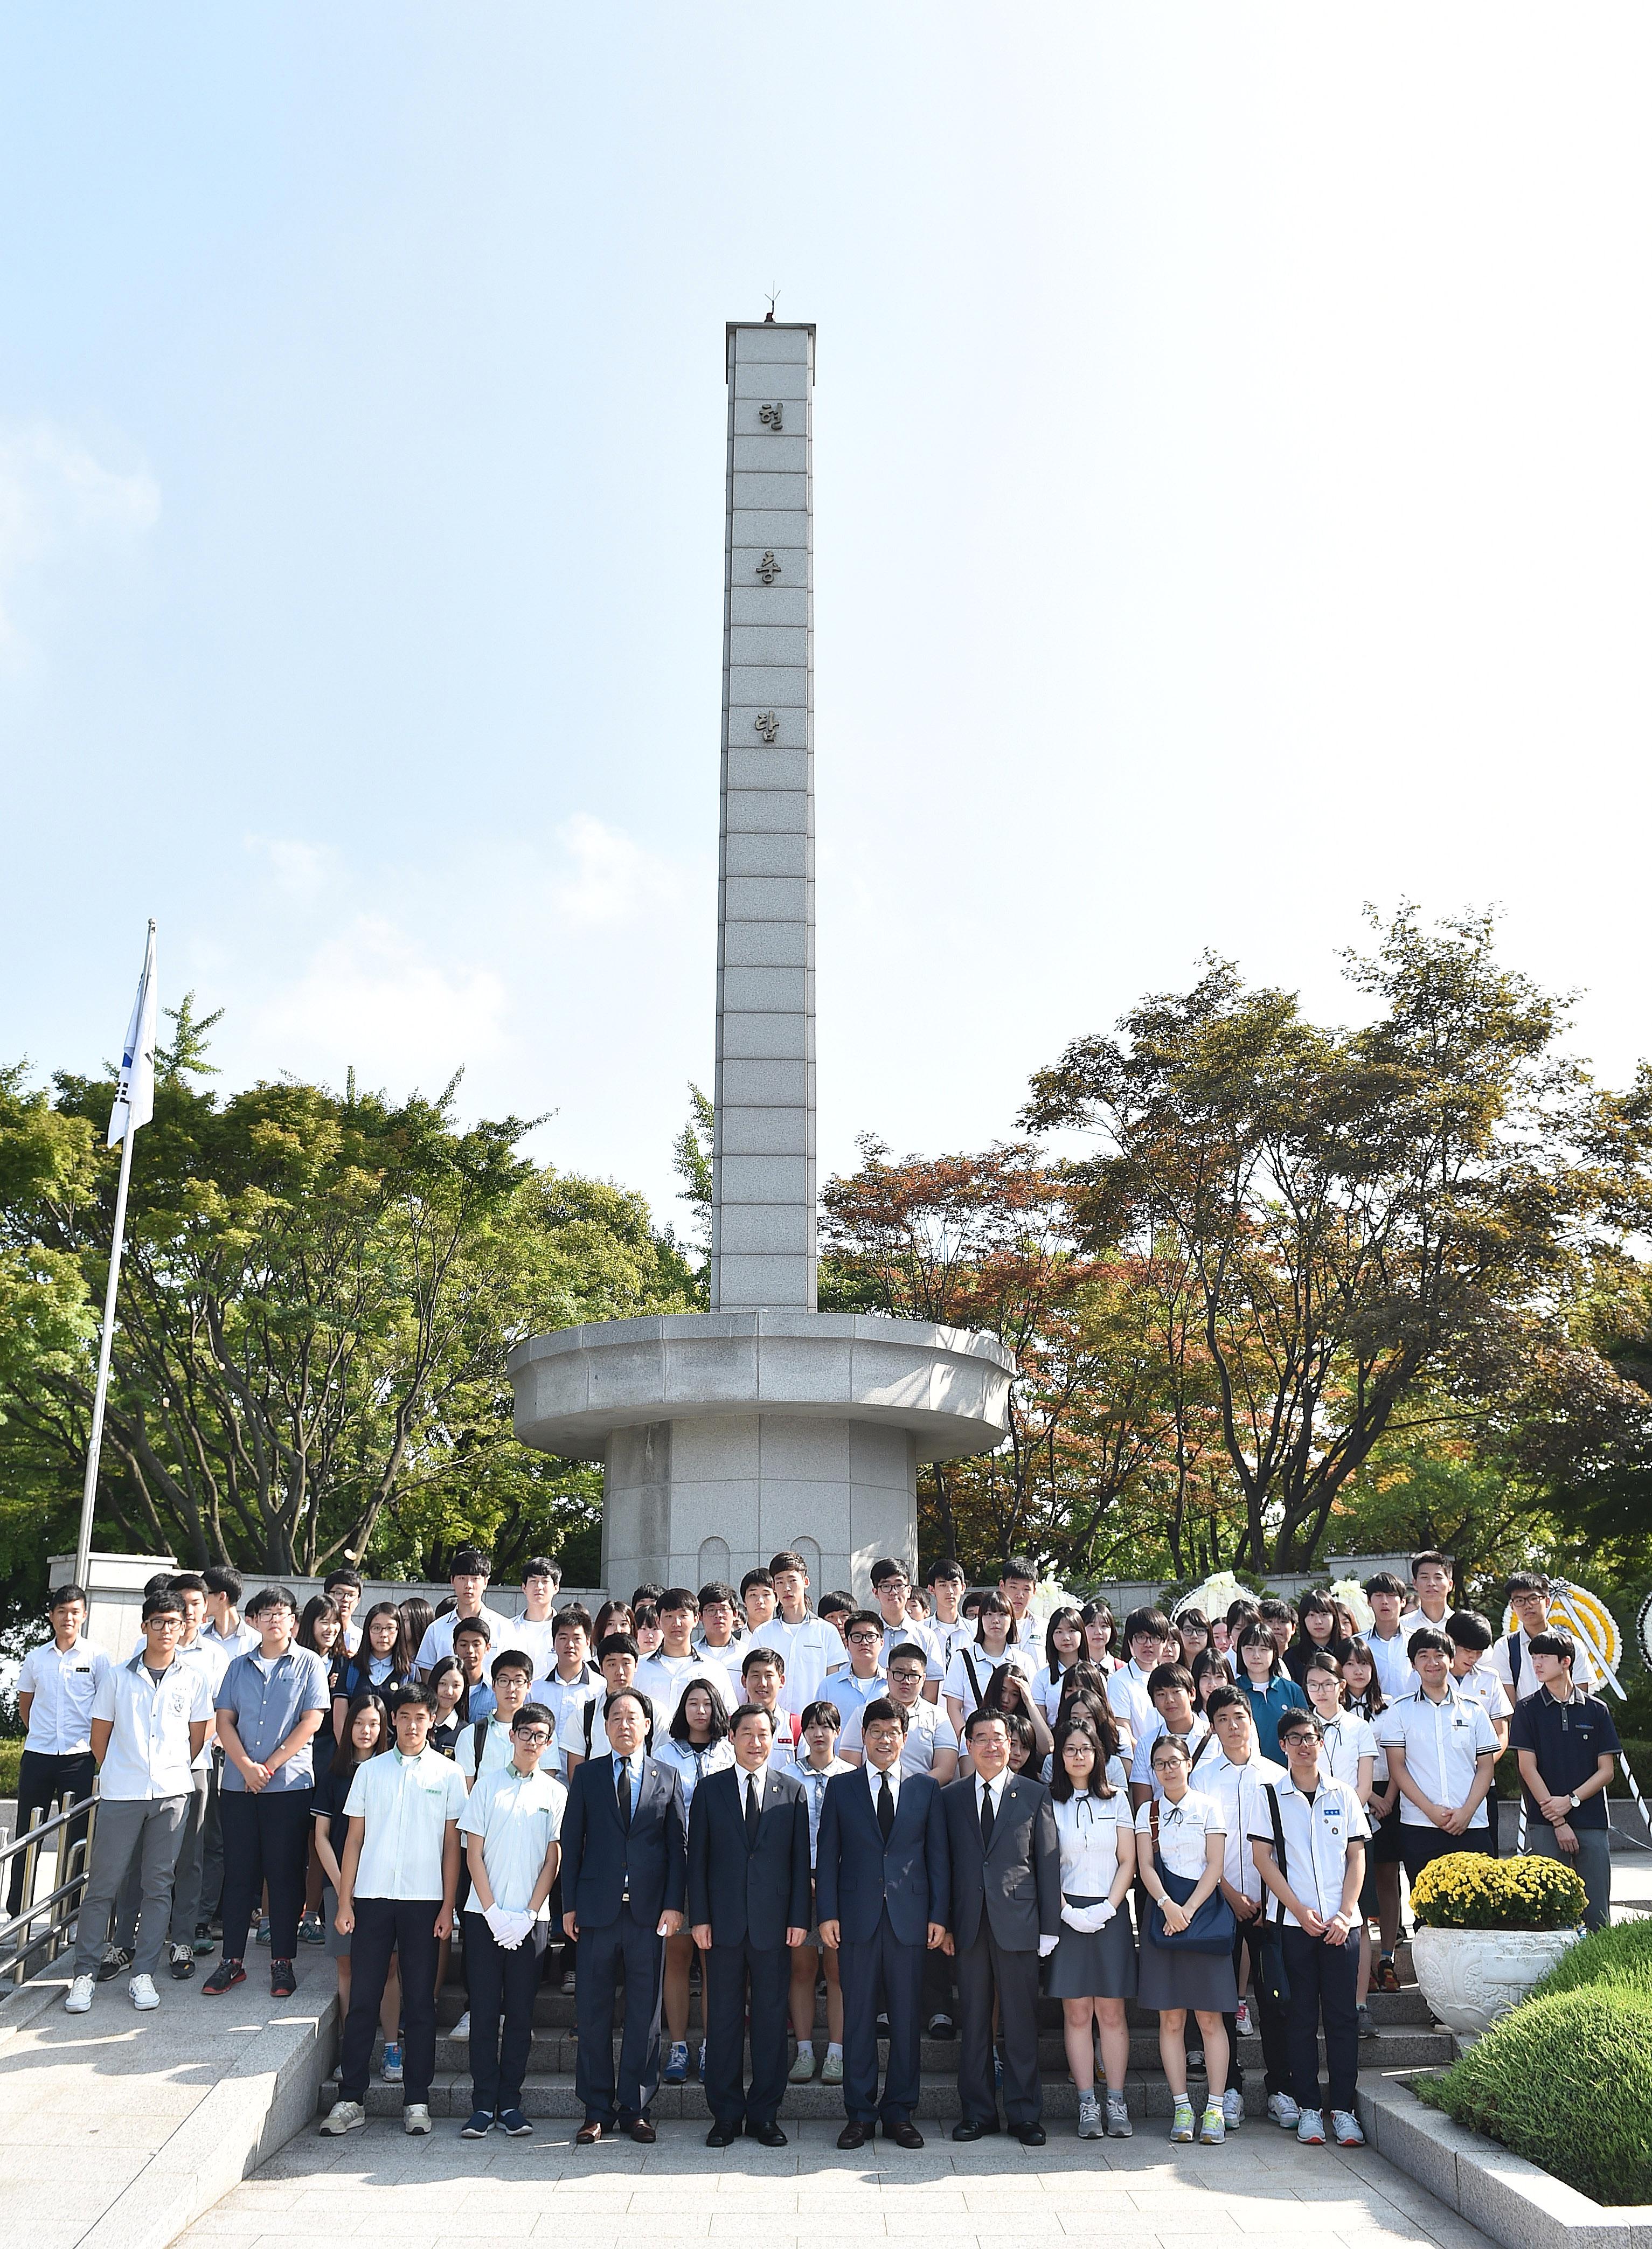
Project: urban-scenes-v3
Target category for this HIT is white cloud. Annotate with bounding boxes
[248,836,336,901]
[0,421,159,651]
[253,913,510,1090]
[544,811,683,928]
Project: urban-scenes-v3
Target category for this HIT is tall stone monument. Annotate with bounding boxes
[508,321,1012,1598]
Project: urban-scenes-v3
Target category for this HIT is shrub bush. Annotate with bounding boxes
[1415,1987,1652,2205]
[1526,1915,1652,2003]
[1409,1850,1585,1930]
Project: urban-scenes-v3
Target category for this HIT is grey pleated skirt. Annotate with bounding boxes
[1135,1922,1238,2014]
[1045,1896,1137,2000]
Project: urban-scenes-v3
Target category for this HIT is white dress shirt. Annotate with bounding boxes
[18,1636,111,1755]
[344,1745,469,1898]
[1364,1628,1415,1703]
[769,1615,842,1713]
[841,1695,957,1775]
[414,1603,515,1673]
[1377,1684,1498,1827]
[1053,1769,1132,1896]
[635,1650,728,1727]
[1135,1786,1226,1880]
[1248,1773,1368,1928]
[738,1764,767,1816]
[458,1763,566,1917]
[865,1757,903,1817]
[1490,1623,1596,1702]
[1197,1744,1287,1899]
[1105,1660,1157,1747]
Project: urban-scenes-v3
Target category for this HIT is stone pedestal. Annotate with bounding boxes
[508,1311,1012,1598]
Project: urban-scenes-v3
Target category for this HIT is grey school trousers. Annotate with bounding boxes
[73,1797,189,1980]
[113,1768,210,1950]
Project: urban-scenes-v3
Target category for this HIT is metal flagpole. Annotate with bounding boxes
[1549,1580,1652,1849]
[71,918,157,1601]
[72,1120,137,1594]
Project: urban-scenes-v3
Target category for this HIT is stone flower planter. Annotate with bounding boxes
[1411,1922,1581,2042]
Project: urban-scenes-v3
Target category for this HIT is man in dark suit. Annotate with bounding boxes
[688,1700,811,2148]
[815,1696,949,2150]
[559,1688,686,2144]
[940,1706,1062,2146]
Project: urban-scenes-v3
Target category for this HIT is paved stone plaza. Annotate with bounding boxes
[176,2114,1497,2249]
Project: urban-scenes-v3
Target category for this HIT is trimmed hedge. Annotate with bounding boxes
[1527,1915,1652,2003]
[0,1739,20,1799]
[1416,1986,1652,2205]
[1409,1850,1585,1931]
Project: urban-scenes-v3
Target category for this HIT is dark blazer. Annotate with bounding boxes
[686,1764,811,1950]
[559,1750,687,1931]
[815,1767,948,1948]
[939,1771,1061,1950]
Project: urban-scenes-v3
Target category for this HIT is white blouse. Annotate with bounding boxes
[1135,1786,1226,1882]
[1053,1761,1132,1896]
[1320,1710,1384,1789]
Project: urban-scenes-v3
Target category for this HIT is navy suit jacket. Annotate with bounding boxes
[814,1766,948,1949]
[939,1771,1061,1951]
[559,1751,687,1932]
[686,1764,811,1950]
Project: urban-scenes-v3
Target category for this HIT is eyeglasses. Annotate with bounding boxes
[514,1729,553,1745]
[889,1668,925,1683]
[849,1630,880,1646]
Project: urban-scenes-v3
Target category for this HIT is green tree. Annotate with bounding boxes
[1022,906,1618,1571]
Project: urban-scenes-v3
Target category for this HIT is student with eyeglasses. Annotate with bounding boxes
[456,1702,565,2140]
[1047,1716,1137,2141]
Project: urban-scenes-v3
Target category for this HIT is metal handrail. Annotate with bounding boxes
[0,1787,101,1993]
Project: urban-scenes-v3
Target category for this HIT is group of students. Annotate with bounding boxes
[18,1542,1621,2150]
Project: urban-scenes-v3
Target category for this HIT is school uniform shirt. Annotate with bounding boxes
[1031,1664,1079,1725]
[1196,1744,1287,1901]
[760,1709,803,1775]
[92,1650,217,1801]
[1490,1625,1597,1703]
[1507,1686,1620,1829]
[1319,1709,1382,1792]
[174,1635,228,1772]
[1453,1662,1513,1725]
[839,1694,959,1777]
[1128,1711,1213,1799]
[691,1635,748,1695]
[1377,1684,1498,1826]
[1105,1660,1158,1747]
[530,1663,602,1739]
[795,1755,856,1867]
[343,1744,469,1898]
[1053,1761,1133,1897]
[456,1713,546,1784]
[768,1615,843,1714]
[634,1650,730,1727]
[924,1617,977,1676]
[503,1614,562,1681]
[1248,1773,1368,1928]
[942,1642,1031,1716]
[1135,1786,1226,1881]
[1364,1628,1416,1704]
[17,1636,112,1754]
[202,1615,260,1658]
[653,1733,736,1815]
[826,1667,890,1728]
[413,1602,515,1673]
[216,1647,332,1792]
[458,1762,566,1918]
[873,1619,941,1685]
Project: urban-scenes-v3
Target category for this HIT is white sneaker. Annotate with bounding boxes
[1222,2086,1245,2128]
[1268,2092,1301,2129]
[64,1975,95,2014]
[1331,2109,1365,2147]
[129,1975,161,2010]
[1296,2107,1327,2145]
[1076,2091,1102,2139]
[450,2011,470,2040]
[1234,1997,1256,2038]
[319,2098,365,2136]
[404,2103,432,2134]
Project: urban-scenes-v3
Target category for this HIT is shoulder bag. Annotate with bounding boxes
[1144,1800,1237,1954]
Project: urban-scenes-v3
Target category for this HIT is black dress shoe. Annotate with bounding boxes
[883,2120,925,2149]
[705,2121,741,2148]
[621,2113,656,2144]
[1014,2120,1046,2147]
[747,2121,788,2148]
[952,2117,998,2141]
[837,2121,870,2149]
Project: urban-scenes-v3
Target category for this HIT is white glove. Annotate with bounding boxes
[1060,1901,1090,1931]
[1038,1932,1060,1958]
[1092,1900,1116,1928]
[484,1905,533,1948]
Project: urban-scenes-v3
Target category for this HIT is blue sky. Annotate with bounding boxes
[4,6,1650,1224]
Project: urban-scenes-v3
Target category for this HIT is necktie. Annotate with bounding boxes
[877,1772,894,1843]
[980,1781,996,1849]
[745,1772,761,1847]
[616,1756,632,1833]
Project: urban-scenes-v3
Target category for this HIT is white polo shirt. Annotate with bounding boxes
[344,1745,469,1898]
[1249,1773,1368,1928]
[17,1637,111,1755]
[92,1651,216,1801]
[414,1603,514,1673]
[841,1693,958,1776]
[457,1762,565,1918]
[1105,1660,1157,1748]
[1196,1744,1287,1900]
[1377,1685,1498,1826]
[1453,1661,1512,1724]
